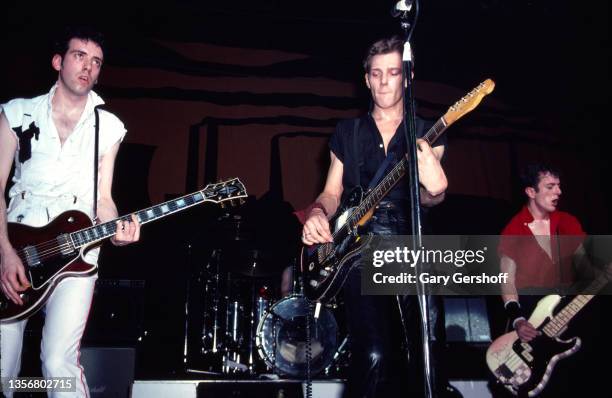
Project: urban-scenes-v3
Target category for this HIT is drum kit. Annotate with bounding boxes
[184,214,348,378]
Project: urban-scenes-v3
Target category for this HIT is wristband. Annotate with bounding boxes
[504,301,525,328]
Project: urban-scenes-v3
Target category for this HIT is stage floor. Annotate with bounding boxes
[130,379,492,398]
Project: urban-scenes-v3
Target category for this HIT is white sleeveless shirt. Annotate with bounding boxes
[1,85,126,263]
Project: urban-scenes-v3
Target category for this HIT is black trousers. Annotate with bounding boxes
[341,202,450,398]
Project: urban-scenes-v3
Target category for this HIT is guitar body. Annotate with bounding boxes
[0,178,248,323]
[486,295,582,397]
[301,188,375,302]
[0,210,96,322]
[299,79,495,303]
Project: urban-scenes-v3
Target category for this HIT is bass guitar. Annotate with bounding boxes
[300,79,495,302]
[486,269,611,397]
[0,178,247,322]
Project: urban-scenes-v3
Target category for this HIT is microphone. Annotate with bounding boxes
[391,0,414,18]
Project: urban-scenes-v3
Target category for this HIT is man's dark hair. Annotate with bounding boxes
[53,26,105,58]
[520,163,561,191]
[363,36,404,73]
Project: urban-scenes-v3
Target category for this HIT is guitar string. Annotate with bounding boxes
[317,123,446,257]
[18,243,72,262]
[315,79,483,257]
[17,202,187,261]
[17,192,236,257]
[14,187,241,264]
[15,214,134,262]
[543,295,593,337]
[341,117,446,233]
[19,214,138,261]
[18,217,129,257]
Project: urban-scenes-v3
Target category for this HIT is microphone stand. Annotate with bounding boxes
[394,2,435,397]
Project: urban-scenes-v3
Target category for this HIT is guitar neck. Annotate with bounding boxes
[329,78,495,242]
[422,117,449,146]
[343,117,447,231]
[70,190,207,249]
[542,273,609,336]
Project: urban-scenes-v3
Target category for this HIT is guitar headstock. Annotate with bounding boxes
[443,78,495,126]
[202,178,248,206]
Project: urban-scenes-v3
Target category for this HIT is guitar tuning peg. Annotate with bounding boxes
[239,198,246,205]
[219,202,226,209]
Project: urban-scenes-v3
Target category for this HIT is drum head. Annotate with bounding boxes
[256,295,337,377]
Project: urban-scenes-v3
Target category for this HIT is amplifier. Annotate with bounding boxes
[81,346,135,398]
[82,279,145,345]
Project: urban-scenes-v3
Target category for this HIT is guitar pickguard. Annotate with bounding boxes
[28,251,82,290]
[487,294,588,397]
[334,207,354,233]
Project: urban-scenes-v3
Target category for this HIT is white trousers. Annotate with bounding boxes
[1,275,96,398]
[2,193,99,397]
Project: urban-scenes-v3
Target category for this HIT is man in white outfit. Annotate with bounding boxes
[0,26,140,397]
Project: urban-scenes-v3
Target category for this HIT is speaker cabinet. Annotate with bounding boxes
[82,279,145,345]
[80,346,135,398]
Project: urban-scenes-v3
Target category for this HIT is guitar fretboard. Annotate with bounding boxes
[70,190,206,248]
[318,118,448,261]
[543,273,610,337]
[346,118,447,231]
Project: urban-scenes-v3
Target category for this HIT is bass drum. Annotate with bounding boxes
[256,295,338,377]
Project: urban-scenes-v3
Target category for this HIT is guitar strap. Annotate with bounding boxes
[93,106,101,220]
[351,117,362,188]
[367,152,395,191]
[353,115,428,193]
[351,115,396,192]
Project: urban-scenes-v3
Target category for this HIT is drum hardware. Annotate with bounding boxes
[255,294,338,378]
[186,248,276,375]
[324,334,351,377]
[185,247,347,378]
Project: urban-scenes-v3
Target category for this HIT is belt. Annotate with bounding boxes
[20,191,78,204]
[376,200,411,210]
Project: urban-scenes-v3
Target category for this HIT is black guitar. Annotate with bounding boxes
[300,79,495,302]
[0,178,247,322]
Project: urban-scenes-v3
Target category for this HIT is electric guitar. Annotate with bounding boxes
[486,269,611,397]
[0,178,247,322]
[300,79,496,302]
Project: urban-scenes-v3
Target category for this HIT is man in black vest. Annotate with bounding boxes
[302,36,458,397]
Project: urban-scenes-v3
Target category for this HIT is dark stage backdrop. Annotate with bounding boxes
[1,0,609,376]
[1,1,608,232]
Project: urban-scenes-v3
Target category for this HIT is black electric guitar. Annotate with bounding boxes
[486,269,611,397]
[300,79,495,302]
[0,178,247,322]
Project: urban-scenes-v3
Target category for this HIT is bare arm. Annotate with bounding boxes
[432,144,445,161]
[302,152,344,245]
[0,113,17,253]
[417,140,448,207]
[420,188,445,207]
[95,141,140,246]
[0,112,29,304]
[500,255,519,303]
[500,254,539,341]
